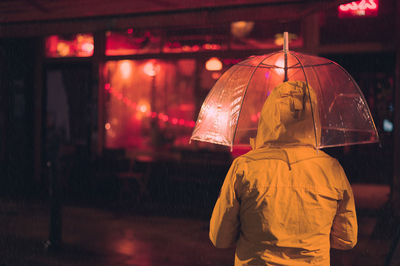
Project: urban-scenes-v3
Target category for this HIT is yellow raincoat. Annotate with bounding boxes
[210,81,357,265]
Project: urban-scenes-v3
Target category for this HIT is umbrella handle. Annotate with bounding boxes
[283,32,289,82]
[283,32,289,53]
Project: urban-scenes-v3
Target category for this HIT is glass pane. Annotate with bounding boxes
[104,59,196,149]
[45,34,94,58]
[105,29,161,56]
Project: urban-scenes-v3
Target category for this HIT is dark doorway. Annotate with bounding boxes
[44,63,93,201]
[0,39,35,198]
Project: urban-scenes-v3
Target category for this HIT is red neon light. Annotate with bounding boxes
[339,0,377,11]
[105,84,195,128]
[338,0,378,17]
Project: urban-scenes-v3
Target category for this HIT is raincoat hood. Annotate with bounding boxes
[250,80,320,149]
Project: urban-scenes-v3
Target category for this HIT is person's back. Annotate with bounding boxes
[231,146,356,265]
[209,81,358,265]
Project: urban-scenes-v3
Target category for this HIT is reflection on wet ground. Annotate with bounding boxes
[0,202,235,266]
[0,184,397,266]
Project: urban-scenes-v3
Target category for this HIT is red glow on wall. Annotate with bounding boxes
[338,0,378,17]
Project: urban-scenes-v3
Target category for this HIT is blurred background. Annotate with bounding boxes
[0,0,399,265]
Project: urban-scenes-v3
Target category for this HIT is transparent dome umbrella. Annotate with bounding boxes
[190,33,379,150]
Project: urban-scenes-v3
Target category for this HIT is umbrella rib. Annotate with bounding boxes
[231,51,280,147]
[290,51,320,149]
[311,65,326,130]
[236,127,258,131]
[321,126,376,132]
[191,63,244,146]
[329,60,379,143]
[320,140,378,149]
[215,64,245,146]
[236,62,334,69]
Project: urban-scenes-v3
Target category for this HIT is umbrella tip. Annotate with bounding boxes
[283,32,289,52]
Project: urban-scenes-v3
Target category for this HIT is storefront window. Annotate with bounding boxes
[104,59,196,149]
[45,33,94,58]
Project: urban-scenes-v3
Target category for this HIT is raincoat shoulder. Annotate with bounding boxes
[209,157,245,248]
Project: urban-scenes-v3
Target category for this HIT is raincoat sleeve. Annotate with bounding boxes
[209,159,241,248]
[330,163,358,250]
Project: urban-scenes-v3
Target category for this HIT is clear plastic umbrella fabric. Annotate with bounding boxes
[190,50,379,149]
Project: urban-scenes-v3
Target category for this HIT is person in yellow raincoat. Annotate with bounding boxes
[209,80,357,265]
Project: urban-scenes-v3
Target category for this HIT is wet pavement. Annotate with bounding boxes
[0,183,397,266]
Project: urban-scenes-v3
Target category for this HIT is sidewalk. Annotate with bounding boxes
[0,183,396,266]
[0,200,234,266]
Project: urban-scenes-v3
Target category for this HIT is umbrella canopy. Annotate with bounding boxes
[190,49,379,149]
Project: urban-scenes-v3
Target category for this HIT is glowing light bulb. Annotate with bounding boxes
[231,21,254,38]
[57,42,70,57]
[120,60,132,79]
[211,72,221,80]
[139,105,148,113]
[143,61,160,77]
[137,100,150,113]
[81,42,94,54]
[205,57,223,71]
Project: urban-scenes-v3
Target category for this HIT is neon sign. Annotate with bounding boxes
[338,0,378,17]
